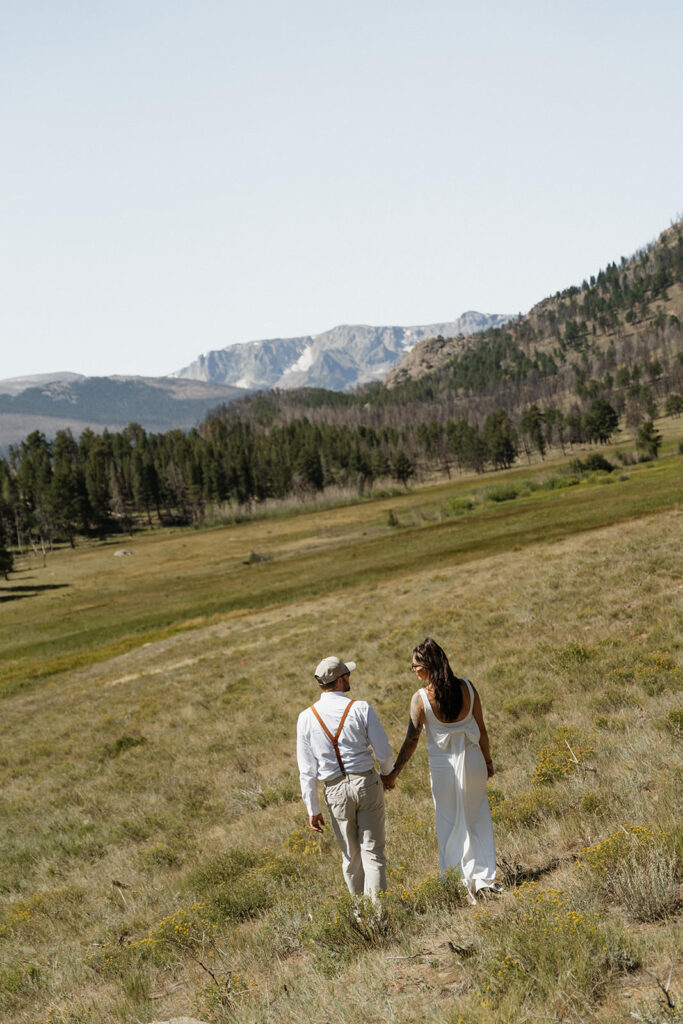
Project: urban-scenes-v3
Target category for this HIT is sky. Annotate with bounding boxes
[2,0,682,380]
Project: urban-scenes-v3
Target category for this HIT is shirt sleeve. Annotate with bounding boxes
[296,712,321,816]
[366,704,394,775]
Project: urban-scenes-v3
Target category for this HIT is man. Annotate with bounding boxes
[296,655,394,898]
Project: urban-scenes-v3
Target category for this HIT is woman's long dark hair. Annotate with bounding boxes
[413,637,463,721]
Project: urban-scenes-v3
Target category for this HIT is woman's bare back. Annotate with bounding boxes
[424,678,471,723]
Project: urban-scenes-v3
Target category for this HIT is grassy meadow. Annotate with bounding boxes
[1,424,682,1024]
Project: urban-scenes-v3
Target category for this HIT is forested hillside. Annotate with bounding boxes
[386,220,683,388]
[0,222,681,559]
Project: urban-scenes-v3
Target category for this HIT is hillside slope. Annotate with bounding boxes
[385,221,683,393]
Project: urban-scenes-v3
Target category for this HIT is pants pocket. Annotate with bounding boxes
[358,773,384,811]
[324,781,351,822]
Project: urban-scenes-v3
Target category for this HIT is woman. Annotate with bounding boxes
[383,637,499,902]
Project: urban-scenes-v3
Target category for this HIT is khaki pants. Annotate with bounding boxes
[324,768,386,898]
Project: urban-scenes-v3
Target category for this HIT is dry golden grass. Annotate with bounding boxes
[0,438,681,1024]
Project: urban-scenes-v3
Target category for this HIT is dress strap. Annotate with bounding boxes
[418,688,430,715]
[463,678,475,710]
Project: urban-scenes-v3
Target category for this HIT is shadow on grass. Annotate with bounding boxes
[498,853,578,886]
[0,583,70,603]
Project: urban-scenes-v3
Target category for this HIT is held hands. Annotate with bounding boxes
[381,771,397,790]
[309,813,325,833]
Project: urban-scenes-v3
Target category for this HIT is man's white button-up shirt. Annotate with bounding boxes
[296,691,394,816]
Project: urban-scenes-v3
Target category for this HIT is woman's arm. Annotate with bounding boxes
[471,686,494,777]
[381,691,424,789]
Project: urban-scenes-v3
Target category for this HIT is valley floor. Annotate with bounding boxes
[0,440,681,1024]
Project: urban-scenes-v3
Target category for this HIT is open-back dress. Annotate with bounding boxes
[419,681,497,901]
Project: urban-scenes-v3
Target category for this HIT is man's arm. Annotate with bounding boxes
[296,713,324,827]
[366,704,394,777]
[382,691,424,788]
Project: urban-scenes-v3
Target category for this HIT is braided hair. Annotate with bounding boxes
[412,637,463,721]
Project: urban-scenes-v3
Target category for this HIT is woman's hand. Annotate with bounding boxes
[486,759,494,778]
[381,771,397,790]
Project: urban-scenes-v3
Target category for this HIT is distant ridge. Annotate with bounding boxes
[173,313,512,392]
[0,375,248,450]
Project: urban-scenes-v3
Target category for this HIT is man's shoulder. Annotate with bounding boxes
[355,698,385,725]
[297,705,316,726]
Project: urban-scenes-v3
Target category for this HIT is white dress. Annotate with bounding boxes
[419,683,497,901]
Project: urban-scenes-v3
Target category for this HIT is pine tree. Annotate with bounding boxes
[636,420,663,459]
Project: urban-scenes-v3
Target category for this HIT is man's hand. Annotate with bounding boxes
[381,771,396,790]
[309,813,325,833]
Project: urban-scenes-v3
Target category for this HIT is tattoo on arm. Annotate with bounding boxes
[392,692,423,775]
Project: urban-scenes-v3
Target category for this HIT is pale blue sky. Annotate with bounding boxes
[2,0,681,379]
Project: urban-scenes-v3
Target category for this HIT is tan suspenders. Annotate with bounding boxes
[310,699,356,777]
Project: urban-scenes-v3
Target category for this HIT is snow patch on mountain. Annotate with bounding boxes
[174,313,511,393]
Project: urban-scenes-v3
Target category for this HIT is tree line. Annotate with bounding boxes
[0,389,653,567]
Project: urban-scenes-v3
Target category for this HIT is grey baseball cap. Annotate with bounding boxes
[314,656,356,685]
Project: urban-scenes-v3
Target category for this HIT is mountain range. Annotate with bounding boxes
[0,312,509,449]
[0,375,247,451]
[172,313,511,391]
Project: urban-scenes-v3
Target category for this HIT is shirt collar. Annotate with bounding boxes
[319,690,351,702]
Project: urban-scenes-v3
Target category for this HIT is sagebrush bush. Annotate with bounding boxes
[300,869,467,973]
[466,882,638,1017]
[576,824,680,922]
[491,788,561,828]
[532,727,595,785]
[635,650,682,695]
[665,706,683,734]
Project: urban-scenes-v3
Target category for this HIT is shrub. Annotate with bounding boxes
[396,868,467,915]
[543,473,581,490]
[442,496,474,517]
[576,825,680,922]
[491,788,560,827]
[532,727,595,785]
[137,842,184,870]
[568,453,615,474]
[593,684,640,712]
[83,901,225,977]
[484,484,519,503]
[299,890,398,972]
[580,789,602,814]
[582,452,615,473]
[555,642,595,669]
[300,869,467,973]
[504,691,554,718]
[101,734,147,759]
[635,650,682,695]
[186,847,285,920]
[246,550,272,564]
[665,707,683,735]
[254,777,300,808]
[469,883,638,1016]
